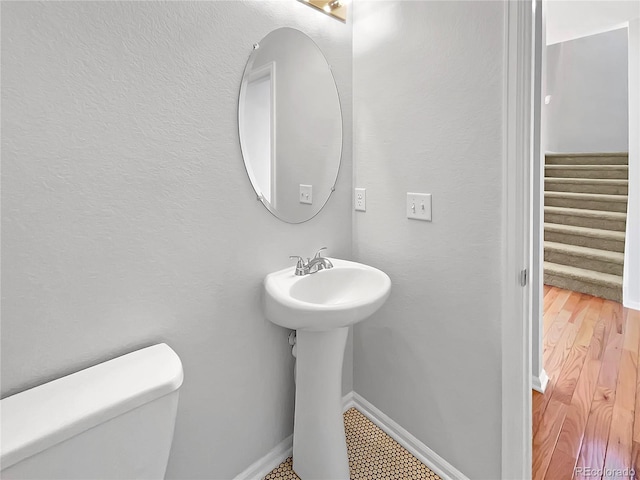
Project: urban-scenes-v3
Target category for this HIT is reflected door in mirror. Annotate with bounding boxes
[242,62,276,206]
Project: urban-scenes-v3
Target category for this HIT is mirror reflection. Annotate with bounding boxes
[238,28,343,223]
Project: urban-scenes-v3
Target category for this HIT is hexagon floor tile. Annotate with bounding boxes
[264,408,441,480]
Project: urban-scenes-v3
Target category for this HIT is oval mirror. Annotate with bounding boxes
[238,28,343,223]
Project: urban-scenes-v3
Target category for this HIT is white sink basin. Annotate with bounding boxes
[264,258,391,331]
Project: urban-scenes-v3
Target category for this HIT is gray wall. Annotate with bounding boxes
[0,2,352,478]
[545,27,629,153]
[352,2,505,479]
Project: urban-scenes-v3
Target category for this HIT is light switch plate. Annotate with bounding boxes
[355,188,366,211]
[407,193,432,221]
[300,184,313,204]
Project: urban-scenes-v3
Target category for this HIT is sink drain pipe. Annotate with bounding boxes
[289,331,297,383]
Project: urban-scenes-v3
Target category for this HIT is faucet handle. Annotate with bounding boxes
[313,247,328,259]
[289,255,305,266]
[289,255,307,276]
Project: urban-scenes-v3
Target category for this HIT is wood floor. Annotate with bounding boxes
[533,285,640,480]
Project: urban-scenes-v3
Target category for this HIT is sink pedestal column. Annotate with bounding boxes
[293,326,350,480]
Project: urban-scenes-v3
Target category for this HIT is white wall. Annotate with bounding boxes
[624,18,640,310]
[0,2,352,478]
[546,0,640,45]
[352,2,505,478]
[545,27,628,153]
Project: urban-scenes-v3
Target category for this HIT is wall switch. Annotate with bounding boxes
[300,184,313,204]
[355,188,366,211]
[407,193,432,221]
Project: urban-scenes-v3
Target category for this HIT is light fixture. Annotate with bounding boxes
[324,0,341,13]
[298,0,348,23]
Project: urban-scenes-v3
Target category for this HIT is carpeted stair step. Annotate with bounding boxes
[544,241,624,276]
[544,222,626,253]
[544,206,627,232]
[544,191,629,213]
[544,177,628,195]
[545,164,629,179]
[544,261,622,303]
[545,152,628,165]
[543,152,628,302]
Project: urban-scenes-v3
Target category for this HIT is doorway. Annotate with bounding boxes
[530,2,640,479]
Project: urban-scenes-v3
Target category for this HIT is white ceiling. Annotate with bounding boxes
[546,0,640,45]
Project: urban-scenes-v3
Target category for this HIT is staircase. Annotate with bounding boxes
[543,152,628,303]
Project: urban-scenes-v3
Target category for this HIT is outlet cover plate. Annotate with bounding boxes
[355,188,366,212]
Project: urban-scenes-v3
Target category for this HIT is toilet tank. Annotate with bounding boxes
[0,344,183,480]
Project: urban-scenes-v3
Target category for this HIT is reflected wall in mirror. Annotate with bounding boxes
[238,28,343,223]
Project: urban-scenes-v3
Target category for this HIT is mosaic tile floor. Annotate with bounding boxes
[264,408,441,480]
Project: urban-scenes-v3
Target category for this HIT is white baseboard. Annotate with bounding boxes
[532,369,549,393]
[351,392,469,480]
[623,299,640,311]
[232,433,293,480]
[342,390,356,411]
[234,391,467,480]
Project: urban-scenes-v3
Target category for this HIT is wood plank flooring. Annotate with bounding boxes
[533,285,640,480]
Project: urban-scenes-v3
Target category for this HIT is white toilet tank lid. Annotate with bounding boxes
[0,343,183,469]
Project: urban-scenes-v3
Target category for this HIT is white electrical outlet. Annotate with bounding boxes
[406,193,432,221]
[300,184,313,205]
[355,188,366,211]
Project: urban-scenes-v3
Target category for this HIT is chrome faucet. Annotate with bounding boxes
[289,247,334,276]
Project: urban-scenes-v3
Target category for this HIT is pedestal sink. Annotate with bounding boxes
[264,258,391,480]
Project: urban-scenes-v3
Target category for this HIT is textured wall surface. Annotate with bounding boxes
[545,28,629,153]
[352,2,505,478]
[1,2,352,478]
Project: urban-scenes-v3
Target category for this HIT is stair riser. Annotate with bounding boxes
[545,156,628,165]
[544,250,623,276]
[545,167,628,179]
[544,212,626,232]
[544,273,622,302]
[545,197,628,213]
[544,182,628,195]
[545,231,625,253]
